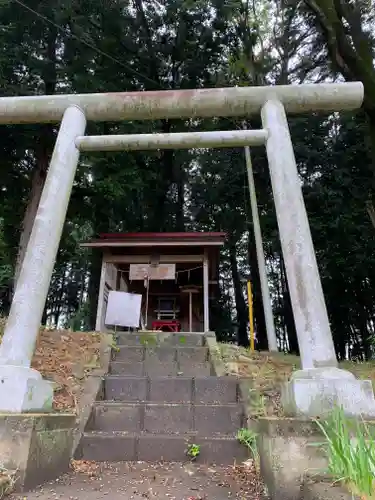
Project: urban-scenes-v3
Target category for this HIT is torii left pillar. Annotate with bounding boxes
[0,106,86,412]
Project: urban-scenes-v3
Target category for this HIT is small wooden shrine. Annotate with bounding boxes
[81,232,226,333]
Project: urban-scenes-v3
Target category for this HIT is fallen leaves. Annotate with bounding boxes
[1,317,102,412]
[30,329,102,412]
[70,460,100,477]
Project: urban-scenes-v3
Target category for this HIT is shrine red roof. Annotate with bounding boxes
[81,231,226,248]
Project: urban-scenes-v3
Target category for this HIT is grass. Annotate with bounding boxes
[219,343,299,416]
[315,406,375,499]
[219,343,375,417]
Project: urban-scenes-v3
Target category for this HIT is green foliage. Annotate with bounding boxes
[247,388,267,417]
[315,407,375,499]
[0,264,11,289]
[237,427,259,467]
[109,335,120,353]
[139,334,158,346]
[0,218,12,313]
[0,219,11,275]
[185,443,201,460]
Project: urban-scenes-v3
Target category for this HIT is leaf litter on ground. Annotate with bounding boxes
[31,329,102,412]
[0,317,102,412]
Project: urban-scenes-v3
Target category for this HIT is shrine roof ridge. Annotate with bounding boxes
[81,231,226,248]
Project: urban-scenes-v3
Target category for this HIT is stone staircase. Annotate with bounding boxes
[78,333,248,464]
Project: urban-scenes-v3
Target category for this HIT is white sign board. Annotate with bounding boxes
[129,263,176,280]
[105,291,142,328]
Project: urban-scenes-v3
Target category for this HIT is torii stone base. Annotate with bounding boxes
[282,367,375,418]
[0,366,53,412]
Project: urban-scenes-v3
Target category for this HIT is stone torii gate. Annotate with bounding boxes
[0,83,374,417]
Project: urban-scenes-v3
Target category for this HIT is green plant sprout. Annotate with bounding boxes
[109,333,120,352]
[237,427,259,469]
[186,443,200,461]
[248,388,267,417]
[110,340,120,353]
[140,334,158,346]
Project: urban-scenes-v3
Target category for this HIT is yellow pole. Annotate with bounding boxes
[247,280,255,351]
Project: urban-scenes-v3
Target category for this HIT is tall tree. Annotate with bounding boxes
[300,0,375,218]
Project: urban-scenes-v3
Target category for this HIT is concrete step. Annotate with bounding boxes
[112,345,209,363]
[104,375,243,403]
[115,332,205,347]
[78,432,248,464]
[88,402,245,435]
[109,360,212,377]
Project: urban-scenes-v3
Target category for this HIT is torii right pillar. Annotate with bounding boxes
[261,99,375,418]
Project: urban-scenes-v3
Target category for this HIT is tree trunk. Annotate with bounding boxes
[87,251,102,330]
[0,284,12,315]
[247,226,268,350]
[14,145,50,284]
[229,242,249,347]
[14,23,58,286]
[303,0,375,174]
[132,0,178,232]
[175,162,185,231]
[53,269,67,328]
[331,309,347,360]
[150,120,176,231]
[280,254,299,354]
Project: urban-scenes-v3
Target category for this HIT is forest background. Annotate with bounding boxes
[0,0,374,361]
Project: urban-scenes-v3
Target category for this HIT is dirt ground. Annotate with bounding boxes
[11,461,267,500]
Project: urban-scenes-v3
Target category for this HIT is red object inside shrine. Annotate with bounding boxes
[151,320,181,332]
